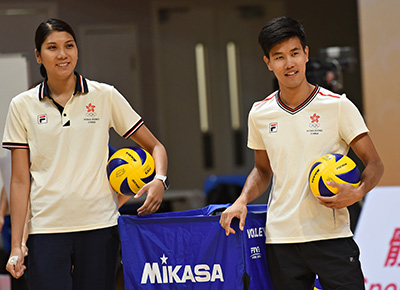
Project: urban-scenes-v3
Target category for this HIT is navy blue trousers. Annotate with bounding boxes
[27,226,120,290]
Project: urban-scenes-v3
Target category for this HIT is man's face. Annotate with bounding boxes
[264,37,309,90]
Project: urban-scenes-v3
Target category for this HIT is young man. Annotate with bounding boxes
[219,17,384,289]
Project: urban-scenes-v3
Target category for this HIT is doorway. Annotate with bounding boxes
[79,25,143,148]
[152,1,284,189]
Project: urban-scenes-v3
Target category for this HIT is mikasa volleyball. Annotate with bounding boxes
[107,147,155,195]
[309,153,361,197]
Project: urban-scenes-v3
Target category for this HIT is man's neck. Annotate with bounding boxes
[279,82,315,109]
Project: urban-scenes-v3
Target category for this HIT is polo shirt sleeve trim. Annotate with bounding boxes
[2,142,29,150]
[123,119,144,139]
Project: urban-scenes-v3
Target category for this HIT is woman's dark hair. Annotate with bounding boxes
[258,16,306,59]
[35,18,77,77]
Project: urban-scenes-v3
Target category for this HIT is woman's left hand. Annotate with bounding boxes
[134,179,165,215]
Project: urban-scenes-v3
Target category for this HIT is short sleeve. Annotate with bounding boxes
[247,109,266,150]
[338,96,369,144]
[2,97,29,149]
[109,87,143,139]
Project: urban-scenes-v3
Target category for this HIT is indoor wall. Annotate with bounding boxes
[0,0,384,191]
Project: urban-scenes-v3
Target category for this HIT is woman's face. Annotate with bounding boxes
[35,31,78,80]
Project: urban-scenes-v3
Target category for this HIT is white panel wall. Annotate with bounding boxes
[0,54,29,188]
[358,0,400,185]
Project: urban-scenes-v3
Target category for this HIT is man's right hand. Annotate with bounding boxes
[219,202,248,236]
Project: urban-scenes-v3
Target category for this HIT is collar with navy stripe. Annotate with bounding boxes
[38,71,89,101]
[277,85,320,115]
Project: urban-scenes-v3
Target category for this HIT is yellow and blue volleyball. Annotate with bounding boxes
[107,147,155,195]
[309,153,361,197]
[314,276,323,289]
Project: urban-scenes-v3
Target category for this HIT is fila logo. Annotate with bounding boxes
[269,122,278,133]
[37,114,48,124]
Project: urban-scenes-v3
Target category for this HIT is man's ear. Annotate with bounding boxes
[305,46,309,63]
[263,55,272,71]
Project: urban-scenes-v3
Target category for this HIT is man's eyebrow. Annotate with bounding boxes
[271,46,301,57]
[271,51,282,57]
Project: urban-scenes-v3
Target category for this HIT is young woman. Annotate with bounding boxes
[3,18,168,290]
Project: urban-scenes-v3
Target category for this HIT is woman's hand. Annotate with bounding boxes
[135,179,165,215]
[6,247,26,279]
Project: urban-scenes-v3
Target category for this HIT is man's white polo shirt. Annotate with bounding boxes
[248,85,369,243]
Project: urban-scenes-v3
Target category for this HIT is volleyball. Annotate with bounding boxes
[314,276,322,290]
[309,153,361,197]
[107,147,155,195]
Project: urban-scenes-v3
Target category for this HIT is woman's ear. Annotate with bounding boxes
[34,49,42,64]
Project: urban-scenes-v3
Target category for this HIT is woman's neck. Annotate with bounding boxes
[47,73,76,106]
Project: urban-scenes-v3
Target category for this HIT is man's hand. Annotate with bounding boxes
[219,202,248,236]
[316,181,363,209]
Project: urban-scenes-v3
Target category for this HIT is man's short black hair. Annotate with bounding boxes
[258,16,306,59]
